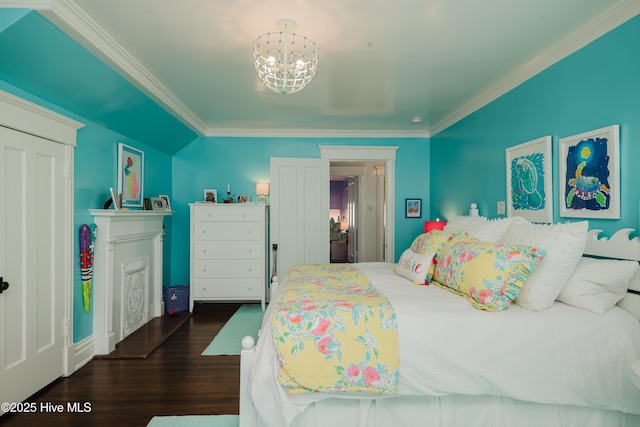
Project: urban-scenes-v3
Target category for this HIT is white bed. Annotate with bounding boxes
[239,225,640,427]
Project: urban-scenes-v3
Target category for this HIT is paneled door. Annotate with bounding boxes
[0,126,66,413]
[270,157,330,283]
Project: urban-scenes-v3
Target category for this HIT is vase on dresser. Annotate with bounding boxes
[189,203,268,310]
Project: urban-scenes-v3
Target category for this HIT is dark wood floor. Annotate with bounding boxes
[0,303,242,427]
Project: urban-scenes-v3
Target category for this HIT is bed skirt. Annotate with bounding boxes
[255,394,640,427]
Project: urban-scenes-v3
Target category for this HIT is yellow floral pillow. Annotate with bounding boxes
[432,237,546,311]
[409,230,456,279]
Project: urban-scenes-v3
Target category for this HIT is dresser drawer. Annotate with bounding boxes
[193,240,262,260]
[193,206,262,222]
[193,279,264,299]
[193,221,261,241]
[193,259,262,279]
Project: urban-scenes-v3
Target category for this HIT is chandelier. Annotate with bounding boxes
[253,19,319,95]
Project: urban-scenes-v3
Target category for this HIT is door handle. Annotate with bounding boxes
[0,277,8,293]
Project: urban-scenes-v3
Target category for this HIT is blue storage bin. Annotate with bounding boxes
[163,285,189,313]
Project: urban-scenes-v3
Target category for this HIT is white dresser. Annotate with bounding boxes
[189,203,268,310]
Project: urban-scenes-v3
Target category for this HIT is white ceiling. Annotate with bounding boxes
[35,0,640,137]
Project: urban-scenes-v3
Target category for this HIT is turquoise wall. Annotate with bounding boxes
[0,81,173,342]
[170,136,430,284]
[430,14,640,237]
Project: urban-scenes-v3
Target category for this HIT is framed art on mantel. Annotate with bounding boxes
[117,143,144,208]
[506,136,552,223]
[559,125,619,219]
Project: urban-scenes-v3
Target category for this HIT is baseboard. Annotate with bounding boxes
[65,335,95,376]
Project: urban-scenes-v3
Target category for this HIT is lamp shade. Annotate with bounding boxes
[424,220,447,233]
[256,183,270,196]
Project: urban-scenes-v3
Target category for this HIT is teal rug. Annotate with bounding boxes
[147,415,238,427]
[201,304,264,355]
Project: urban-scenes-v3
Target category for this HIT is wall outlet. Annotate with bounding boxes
[497,201,506,215]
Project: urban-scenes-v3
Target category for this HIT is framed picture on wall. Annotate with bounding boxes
[117,143,144,208]
[559,125,620,219]
[505,135,553,223]
[405,198,422,218]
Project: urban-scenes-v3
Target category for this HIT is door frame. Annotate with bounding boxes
[320,145,397,263]
[0,90,83,377]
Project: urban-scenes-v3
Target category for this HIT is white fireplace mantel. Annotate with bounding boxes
[89,209,172,355]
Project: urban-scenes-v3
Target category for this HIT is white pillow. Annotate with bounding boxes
[499,220,589,311]
[395,249,435,285]
[558,257,638,314]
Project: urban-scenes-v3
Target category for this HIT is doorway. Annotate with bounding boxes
[330,162,385,263]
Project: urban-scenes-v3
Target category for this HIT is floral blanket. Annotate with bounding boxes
[272,264,399,395]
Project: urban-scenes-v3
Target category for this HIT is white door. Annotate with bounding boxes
[270,158,329,281]
[346,177,358,263]
[0,126,66,413]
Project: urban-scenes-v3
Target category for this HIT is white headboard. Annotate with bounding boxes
[583,228,640,321]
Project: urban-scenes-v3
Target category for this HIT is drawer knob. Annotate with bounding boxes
[208,213,212,217]
[202,230,207,234]
[203,268,207,272]
[248,268,252,272]
[203,249,207,253]
[248,249,252,253]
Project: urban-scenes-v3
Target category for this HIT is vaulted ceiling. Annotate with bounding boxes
[0,1,638,154]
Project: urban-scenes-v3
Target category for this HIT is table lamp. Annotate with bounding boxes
[424,218,447,233]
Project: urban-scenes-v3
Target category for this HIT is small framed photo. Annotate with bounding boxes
[237,195,249,204]
[109,187,120,210]
[159,194,171,211]
[150,197,166,210]
[405,198,422,218]
[204,189,217,203]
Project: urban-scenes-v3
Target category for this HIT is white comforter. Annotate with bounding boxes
[249,262,640,427]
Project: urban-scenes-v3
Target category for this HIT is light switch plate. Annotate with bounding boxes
[497,201,506,215]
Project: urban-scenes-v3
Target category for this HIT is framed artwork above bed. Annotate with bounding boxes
[559,125,620,219]
[505,136,552,223]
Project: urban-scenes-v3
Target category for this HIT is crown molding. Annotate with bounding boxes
[203,127,430,138]
[430,0,640,136]
[0,0,52,7]
[40,0,207,135]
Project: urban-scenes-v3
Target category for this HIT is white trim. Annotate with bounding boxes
[0,90,84,145]
[40,0,207,135]
[0,0,52,7]
[320,145,398,161]
[430,1,640,135]
[320,145,398,262]
[205,128,430,138]
[66,336,95,376]
[63,144,75,377]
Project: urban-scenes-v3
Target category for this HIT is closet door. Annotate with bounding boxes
[0,126,66,413]
[270,157,330,281]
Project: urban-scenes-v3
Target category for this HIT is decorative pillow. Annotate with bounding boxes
[410,230,455,279]
[499,220,589,311]
[557,257,638,315]
[444,215,526,243]
[394,249,436,285]
[432,237,546,311]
